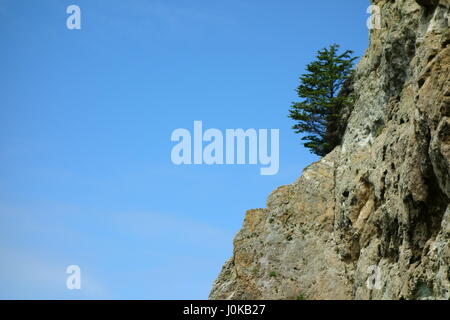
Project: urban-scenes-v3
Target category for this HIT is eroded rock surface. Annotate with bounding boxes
[210,0,450,300]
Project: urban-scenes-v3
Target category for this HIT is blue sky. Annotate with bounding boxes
[0,0,369,299]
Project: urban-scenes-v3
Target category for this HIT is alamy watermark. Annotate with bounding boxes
[366,265,382,290]
[170,121,279,176]
[66,265,81,290]
[66,5,81,30]
[367,5,381,30]
[64,5,380,32]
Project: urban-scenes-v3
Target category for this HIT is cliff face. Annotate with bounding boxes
[210,0,450,300]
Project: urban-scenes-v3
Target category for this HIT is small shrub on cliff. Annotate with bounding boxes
[289,44,357,156]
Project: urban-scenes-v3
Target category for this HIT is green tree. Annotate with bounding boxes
[289,44,357,156]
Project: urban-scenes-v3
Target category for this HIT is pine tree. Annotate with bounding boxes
[289,44,357,156]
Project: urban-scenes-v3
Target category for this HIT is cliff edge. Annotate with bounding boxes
[210,0,450,300]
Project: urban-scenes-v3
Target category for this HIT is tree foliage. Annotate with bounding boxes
[289,44,357,156]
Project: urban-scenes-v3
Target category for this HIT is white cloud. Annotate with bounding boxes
[111,211,233,249]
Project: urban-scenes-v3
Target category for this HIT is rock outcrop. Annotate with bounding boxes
[210,0,450,300]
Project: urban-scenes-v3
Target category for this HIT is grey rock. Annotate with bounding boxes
[210,0,450,300]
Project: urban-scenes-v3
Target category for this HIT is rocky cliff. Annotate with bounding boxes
[210,0,450,300]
